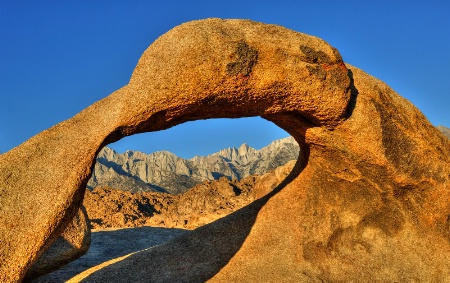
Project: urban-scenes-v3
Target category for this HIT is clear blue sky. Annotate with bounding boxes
[1,1,449,158]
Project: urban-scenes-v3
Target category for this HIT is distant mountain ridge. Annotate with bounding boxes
[87,136,299,194]
[437,125,450,139]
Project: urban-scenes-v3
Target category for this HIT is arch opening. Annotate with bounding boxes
[85,117,303,230]
[32,117,307,281]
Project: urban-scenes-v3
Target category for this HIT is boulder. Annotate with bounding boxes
[24,207,91,281]
[1,18,448,282]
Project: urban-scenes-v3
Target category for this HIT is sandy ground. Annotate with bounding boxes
[31,227,189,283]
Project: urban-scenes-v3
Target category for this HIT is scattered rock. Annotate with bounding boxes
[84,160,295,230]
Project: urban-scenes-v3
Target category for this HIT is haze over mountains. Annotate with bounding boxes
[88,136,299,194]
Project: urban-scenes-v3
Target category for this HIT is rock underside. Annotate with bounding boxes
[1,18,449,282]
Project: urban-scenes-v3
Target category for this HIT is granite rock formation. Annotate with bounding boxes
[1,18,449,282]
[84,160,295,230]
[88,136,298,194]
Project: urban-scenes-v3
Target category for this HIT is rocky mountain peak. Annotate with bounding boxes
[437,125,450,139]
[238,143,250,154]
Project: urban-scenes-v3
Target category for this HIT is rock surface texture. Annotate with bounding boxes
[0,18,448,282]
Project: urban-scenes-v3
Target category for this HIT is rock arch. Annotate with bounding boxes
[1,19,449,282]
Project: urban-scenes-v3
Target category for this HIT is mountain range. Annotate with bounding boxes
[87,136,299,194]
[437,125,450,139]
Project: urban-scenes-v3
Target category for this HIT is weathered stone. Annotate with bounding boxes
[1,18,448,282]
[24,207,91,281]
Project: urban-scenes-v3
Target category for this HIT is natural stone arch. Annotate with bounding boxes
[0,19,351,282]
[7,18,450,282]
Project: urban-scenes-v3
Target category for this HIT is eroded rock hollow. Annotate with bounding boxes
[1,19,449,282]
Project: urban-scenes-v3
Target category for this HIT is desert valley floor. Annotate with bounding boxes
[32,227,189,283]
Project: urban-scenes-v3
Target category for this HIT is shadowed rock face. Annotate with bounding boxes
[0,18,448,282]
[24,207,91,280]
